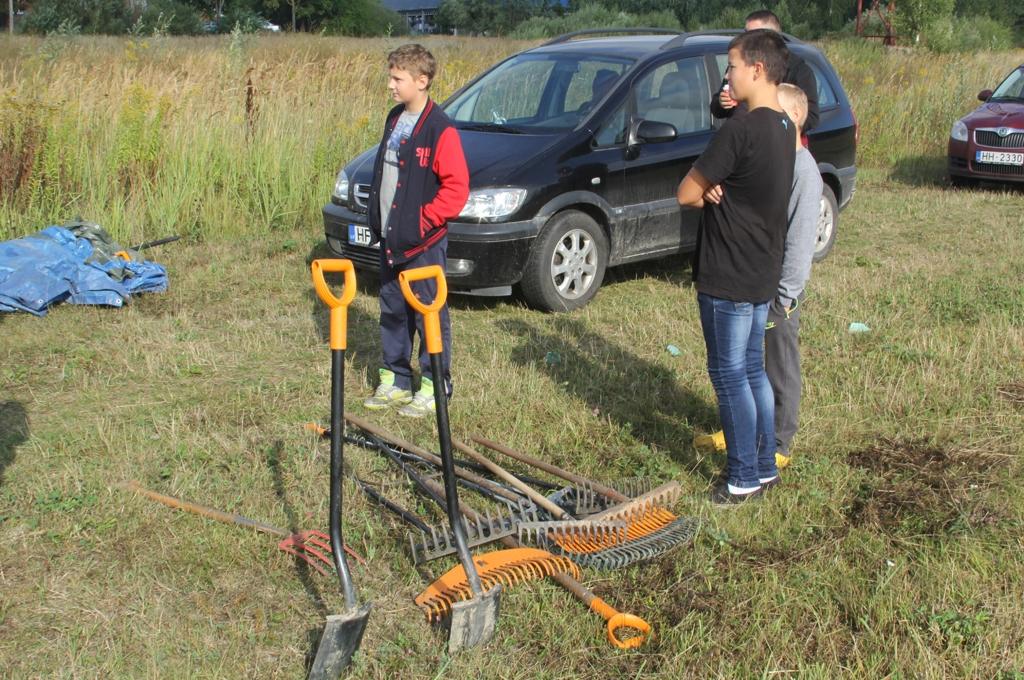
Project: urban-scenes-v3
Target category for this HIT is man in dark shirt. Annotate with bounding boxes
[678,29,796,504]
[710,10,819,133]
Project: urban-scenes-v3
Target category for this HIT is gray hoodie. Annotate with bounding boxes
[778,147,824,307]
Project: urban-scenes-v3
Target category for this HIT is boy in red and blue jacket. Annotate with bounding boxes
[363,44,469,418]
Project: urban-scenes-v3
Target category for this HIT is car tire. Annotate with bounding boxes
[812,183,839,263]
[520,210,608,312]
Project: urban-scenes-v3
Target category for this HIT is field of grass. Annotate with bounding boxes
[2,34,1024,679]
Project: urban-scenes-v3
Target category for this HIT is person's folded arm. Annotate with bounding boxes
[677,167,713,208]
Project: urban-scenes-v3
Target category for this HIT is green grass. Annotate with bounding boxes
[2,169,1023,677]
[2,34,1024,679]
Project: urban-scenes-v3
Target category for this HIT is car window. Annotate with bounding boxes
[992,67,1024,100]
[806,61,838,108]
[445,53,632,132]
[595,57,710,147]
[638,57,711,134]
[564,61,628,114]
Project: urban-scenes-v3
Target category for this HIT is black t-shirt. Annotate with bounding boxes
[692,106,796,303]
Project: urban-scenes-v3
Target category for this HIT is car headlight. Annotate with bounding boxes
[951,120,968,142]
[458,188,527,220]
[332,169,350,203]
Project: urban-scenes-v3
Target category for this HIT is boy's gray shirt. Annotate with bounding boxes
[778,147,824,307]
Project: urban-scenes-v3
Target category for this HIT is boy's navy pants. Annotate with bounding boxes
[378,240,452,395]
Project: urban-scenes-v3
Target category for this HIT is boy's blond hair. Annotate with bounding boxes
[777,83,808,130]
[387,44,437,89]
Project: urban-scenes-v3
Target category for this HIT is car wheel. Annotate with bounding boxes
[520,210,608,312]
[812,184,839,263]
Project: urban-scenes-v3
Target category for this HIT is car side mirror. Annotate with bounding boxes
[978,89,993,102]
[626,118,677,158]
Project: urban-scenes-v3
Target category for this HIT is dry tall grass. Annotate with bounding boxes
[0,34,1022,244]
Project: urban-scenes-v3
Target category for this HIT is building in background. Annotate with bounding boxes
[382,0,441,34]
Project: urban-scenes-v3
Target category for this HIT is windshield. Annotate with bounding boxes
[444,52,633,133]
[991,67,1024,100]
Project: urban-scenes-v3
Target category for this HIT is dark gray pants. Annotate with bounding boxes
[765,295,802,455]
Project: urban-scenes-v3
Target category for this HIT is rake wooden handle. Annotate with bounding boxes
[123,480,288,537]
[471,436,628,503]
[344,413,522,504]
[451,438,570,520]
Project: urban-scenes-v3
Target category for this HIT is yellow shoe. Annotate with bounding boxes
[775,452,791,469]
[694,430,726,452]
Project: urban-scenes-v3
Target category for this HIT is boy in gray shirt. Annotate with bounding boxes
[767,83,823,469]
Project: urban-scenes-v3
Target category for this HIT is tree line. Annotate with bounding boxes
[8,0,1023,45]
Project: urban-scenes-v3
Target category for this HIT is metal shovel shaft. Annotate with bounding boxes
[330,348,358,610]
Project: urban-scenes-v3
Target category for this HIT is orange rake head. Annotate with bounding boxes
[415,547,580,623]
[277,530,366,577]
[535,483,683,554]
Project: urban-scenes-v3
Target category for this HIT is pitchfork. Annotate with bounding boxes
[123,480,365,577]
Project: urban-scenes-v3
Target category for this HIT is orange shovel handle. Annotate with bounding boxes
[590,597,653,650]
[311,259,356,350]
[397,265,447,355]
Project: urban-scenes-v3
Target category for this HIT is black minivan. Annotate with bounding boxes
[324,30,857,311]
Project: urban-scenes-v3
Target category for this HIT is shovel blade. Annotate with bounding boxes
[446,585,501,654]
[308,603,372,680]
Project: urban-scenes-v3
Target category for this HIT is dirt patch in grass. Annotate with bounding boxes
[845,439,1006,535]
[996,382,1024,407]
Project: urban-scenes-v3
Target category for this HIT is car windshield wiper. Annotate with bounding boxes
[989,95,1024,102]
[456,122,524,134]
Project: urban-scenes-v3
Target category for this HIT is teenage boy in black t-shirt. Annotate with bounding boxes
[677,29,796,505]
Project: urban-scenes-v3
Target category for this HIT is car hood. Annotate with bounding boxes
[963,100,1024,128]
[343,129,559,187]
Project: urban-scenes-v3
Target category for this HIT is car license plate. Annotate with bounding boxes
[976,150,1024,166]
[348,223,376,247]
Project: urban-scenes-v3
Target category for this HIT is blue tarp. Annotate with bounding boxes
[0,227,168,316]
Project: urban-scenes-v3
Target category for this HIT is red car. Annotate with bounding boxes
[948,63,1024,186]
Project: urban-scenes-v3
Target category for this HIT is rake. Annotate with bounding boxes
[122,480,365,577]
[437,490,653,649]
[474,436,684,539]
[452,438,684,555]
[468,438,699,570]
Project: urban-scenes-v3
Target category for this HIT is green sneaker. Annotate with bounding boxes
[363,369,413,410]
[398,377,436,418]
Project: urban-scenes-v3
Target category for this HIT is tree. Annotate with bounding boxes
[894,0,955,43]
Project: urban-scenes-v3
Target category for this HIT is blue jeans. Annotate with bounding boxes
[698,293,777,489]
[379,240,452,395]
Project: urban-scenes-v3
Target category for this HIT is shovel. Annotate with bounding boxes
[398,264,501,653]
[309,259,371,679]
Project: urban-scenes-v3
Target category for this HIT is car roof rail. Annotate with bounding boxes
[660,29,803,50]
[540,27,682,46]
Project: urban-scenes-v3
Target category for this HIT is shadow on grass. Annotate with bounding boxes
[500,317,719,481]
[0,401,28,490]
[891,154,1024,193]
[265,440,331,672]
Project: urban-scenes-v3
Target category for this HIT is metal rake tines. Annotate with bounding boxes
[409,503,540,564]
[414,548,581,622]
[277,530,345,577]
[594,485,683,525]
[550,516,700,571]
[517,519,629,554]
[563,478,661,516]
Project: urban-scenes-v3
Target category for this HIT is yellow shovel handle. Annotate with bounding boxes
[311,259,356,350]
[590,597,653,650]
[397,265,447,355]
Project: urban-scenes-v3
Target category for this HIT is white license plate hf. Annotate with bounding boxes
[976,150,1024,166]
[348,223,376,247]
